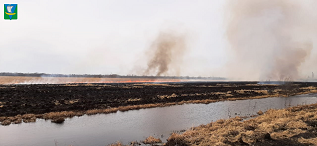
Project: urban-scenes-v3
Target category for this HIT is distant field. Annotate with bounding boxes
[0,76,184,84]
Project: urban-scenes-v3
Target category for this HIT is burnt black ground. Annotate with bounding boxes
[0,82,316,117]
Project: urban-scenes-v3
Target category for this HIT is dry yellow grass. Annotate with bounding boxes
[0,76,183,84]
[108,142,123,146]
[43,111,79,119]
[108,136,162,146]
[143,136,162,144]
[165,103,317,146]
[64,99,79,104]
[257,110,264,115]
[127,98,141,102]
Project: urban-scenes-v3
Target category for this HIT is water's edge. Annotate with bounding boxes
[1,93,317,146]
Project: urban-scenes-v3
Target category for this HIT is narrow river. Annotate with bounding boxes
[1,93,317,146]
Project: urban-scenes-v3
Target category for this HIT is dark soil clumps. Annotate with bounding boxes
[51,117,65,124]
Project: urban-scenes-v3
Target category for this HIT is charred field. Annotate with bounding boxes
[1,81,317,126]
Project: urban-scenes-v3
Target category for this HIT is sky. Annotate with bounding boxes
[1,0,227,77]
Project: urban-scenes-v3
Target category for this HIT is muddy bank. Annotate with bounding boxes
[1,82,317,126]
[165,102,317,146]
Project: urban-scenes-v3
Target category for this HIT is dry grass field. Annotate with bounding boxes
[165,103,317,146]
[109,103,317,146]
[0,76,182,84]
[111,104,317,146]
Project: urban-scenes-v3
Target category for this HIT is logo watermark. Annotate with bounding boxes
[4,4,17,20]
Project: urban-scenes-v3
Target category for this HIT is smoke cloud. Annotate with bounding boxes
[143,31,187,76]
[225,0,315,81]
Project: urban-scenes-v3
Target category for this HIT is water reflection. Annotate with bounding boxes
[1,94,317,146]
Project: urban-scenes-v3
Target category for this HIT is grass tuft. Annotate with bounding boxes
[142,136,162,144]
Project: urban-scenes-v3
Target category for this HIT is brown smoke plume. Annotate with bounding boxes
[143,31,186,76]
[226,0,314,81]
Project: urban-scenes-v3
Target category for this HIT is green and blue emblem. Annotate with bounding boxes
[4,4,18,20]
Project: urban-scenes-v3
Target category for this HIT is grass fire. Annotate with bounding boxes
[2,0,317,146]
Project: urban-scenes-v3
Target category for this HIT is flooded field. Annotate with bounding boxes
[1,93,317,146]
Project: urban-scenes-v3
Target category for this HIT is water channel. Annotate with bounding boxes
[1,94,317,146]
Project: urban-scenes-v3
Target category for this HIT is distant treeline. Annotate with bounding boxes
[0,72,226,80]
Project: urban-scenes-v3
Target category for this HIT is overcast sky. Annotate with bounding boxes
[0,0,227,76]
